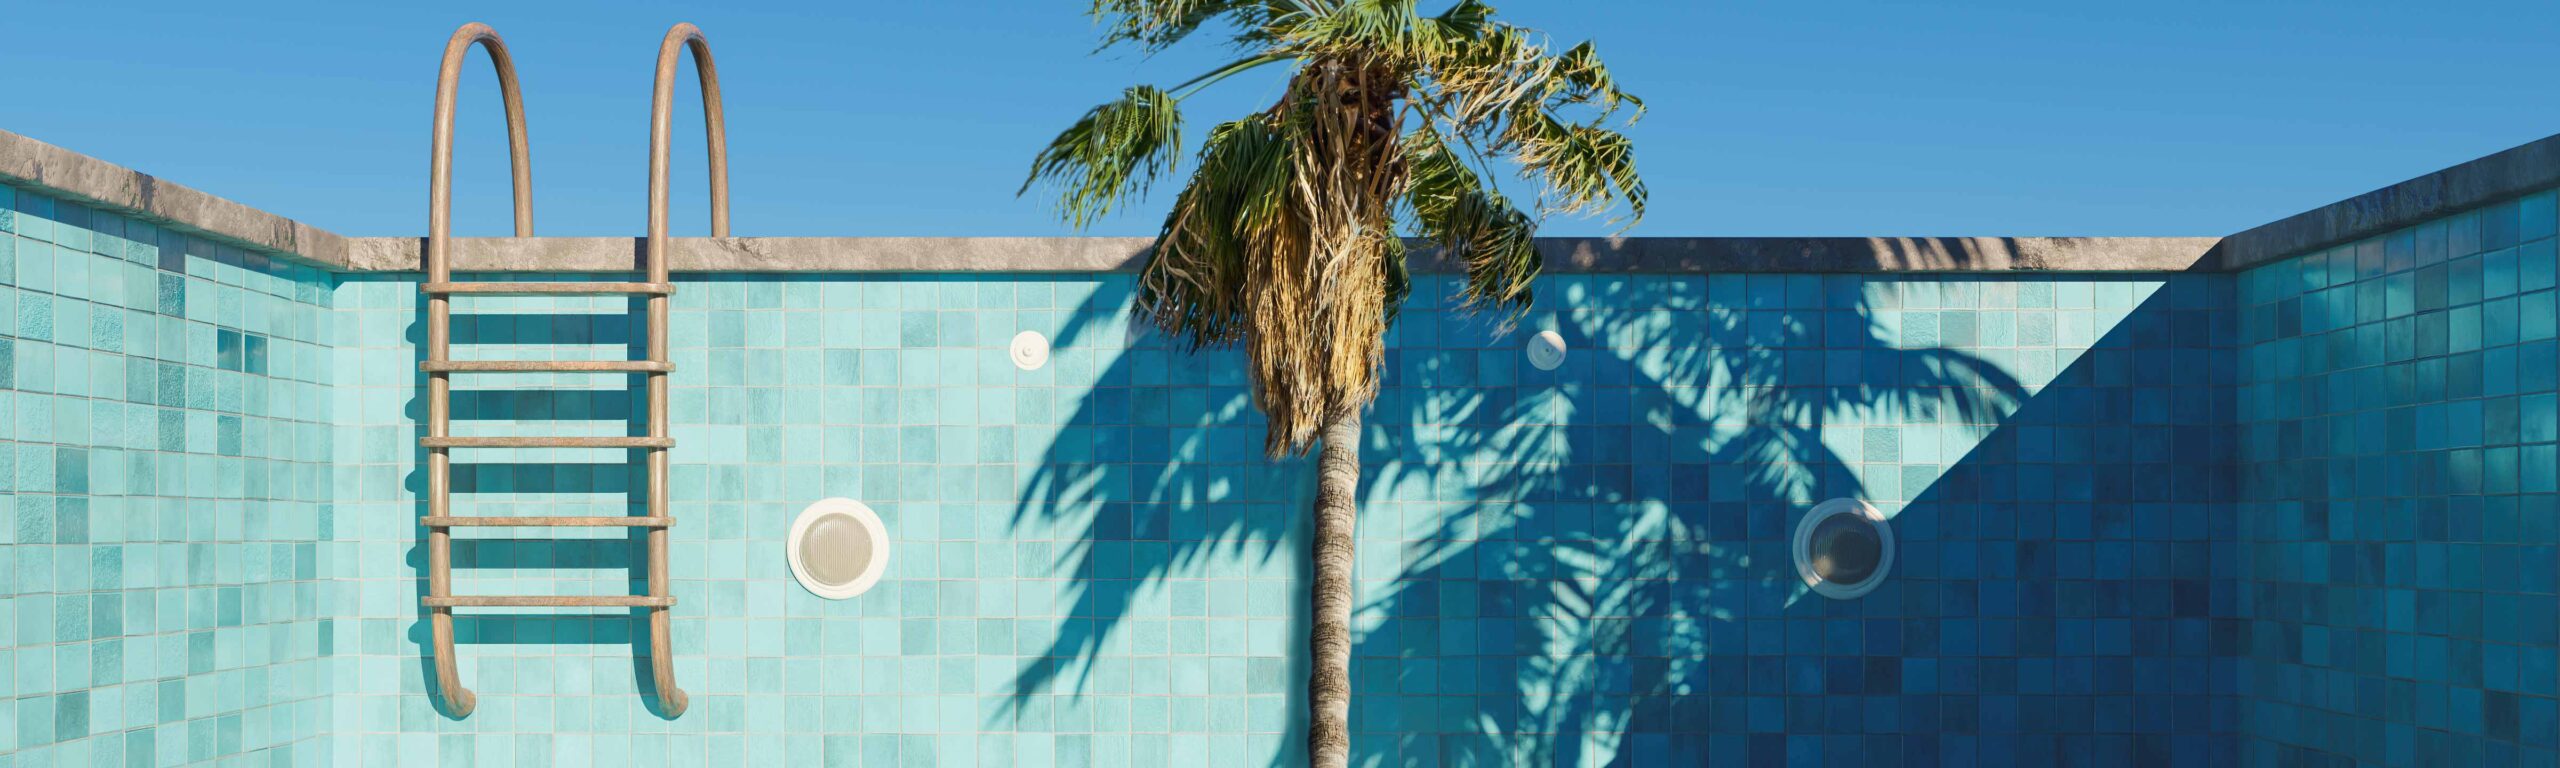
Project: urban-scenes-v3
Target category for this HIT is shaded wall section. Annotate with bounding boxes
[2236,189,2560,766]
[1355,273,2236,766]
[0,181,337,765]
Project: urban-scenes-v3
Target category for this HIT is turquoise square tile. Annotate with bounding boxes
[18,292,53,342]
[2484,247,2520,300]
[2525,191,2558,242]
[2524,239,2558,293]
[14,192,55,243]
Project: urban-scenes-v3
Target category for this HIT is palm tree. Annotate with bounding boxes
[1021,2,1645,764]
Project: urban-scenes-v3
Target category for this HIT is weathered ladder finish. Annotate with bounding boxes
[420,21,727,719]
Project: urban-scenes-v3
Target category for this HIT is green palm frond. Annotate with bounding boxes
[1380,232,1413,326]
[1433,0,1494,36]
[1415,22,1646,226]
[1282,0,1427,51]
[1021,86,1185,228]
[1401,128,1538,315]
[1429,25,1638,125]
[1506,109,1645,224]
[1034,0,1644,455]
[1277,0,1500,63]
[1548,41,1639,116]
[1088,0,1273,52]
[1139,116,1300,351]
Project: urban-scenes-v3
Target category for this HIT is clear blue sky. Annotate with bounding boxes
[5,1,2558,238]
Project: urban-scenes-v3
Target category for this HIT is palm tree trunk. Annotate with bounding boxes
[1308,410,1361,768]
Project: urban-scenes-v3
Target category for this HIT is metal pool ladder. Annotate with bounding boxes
[419,22,727,719]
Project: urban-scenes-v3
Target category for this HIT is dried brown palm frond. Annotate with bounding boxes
[1021,4,1650,765]
[1139,56,1409,456]
[1022,1,1641,456]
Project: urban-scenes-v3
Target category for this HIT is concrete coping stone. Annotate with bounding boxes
[17,124,2558,274]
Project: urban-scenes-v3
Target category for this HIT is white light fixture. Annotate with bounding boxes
[787,498,890,600]
[1793,498,1893,599]
[1010,331,1050,371]
[1527,330,1568,371]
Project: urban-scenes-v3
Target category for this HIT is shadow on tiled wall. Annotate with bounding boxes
[991,268,2243,766]
[1337,273,2232,766]
[1347,273,2024,766]
[1004,285,1318,764]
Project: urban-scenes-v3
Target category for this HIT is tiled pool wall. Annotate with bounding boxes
[8,162,2560,768]
[1356,273,2236,766]
[319,268,2234,766]
[325,273,1313,768]
[2237,188,2560,766]
[0,183,340,766]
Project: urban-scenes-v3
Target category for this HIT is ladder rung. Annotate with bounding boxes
[422,436,674,448]
[425,595,675,608]
[424,281,674,296]
[423,516,674,527]
[423,360,672,373]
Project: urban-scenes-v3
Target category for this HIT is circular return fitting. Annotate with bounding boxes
[1793,498,1894,599]
[1011,331,1050,371]
[1527,330,1568,371]
[788,498,890,599]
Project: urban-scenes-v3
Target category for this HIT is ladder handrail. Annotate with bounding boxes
[636,21,725,719]
[429,22,535,273]
[419,20,711,724]
[423,21,534,720]
[648,21,730,279]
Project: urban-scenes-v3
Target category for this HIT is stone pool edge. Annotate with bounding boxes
[14,124,2560,274]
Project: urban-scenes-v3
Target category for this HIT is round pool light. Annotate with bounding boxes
[1793,498,1893,599]
[788,498,889,599]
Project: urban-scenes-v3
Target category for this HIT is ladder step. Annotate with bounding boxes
[423,436,674,448]
[423,360,672,373]
[423,516,674,527]
[425,595,675,608]
[424,281,674,296]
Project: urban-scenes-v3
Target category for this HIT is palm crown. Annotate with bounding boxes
[1024,0,1645,456]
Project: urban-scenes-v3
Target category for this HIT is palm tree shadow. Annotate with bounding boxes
[1346,269,2029,765]
[1000,276,1318,763]
[1349,265,2233,766]
[993,242,2233,767]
